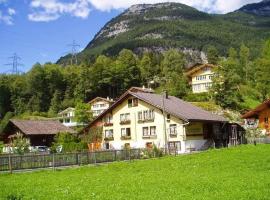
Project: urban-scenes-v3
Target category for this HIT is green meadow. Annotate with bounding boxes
[1,145,270,200]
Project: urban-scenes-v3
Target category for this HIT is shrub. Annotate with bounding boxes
[153,144,163,157]
[11,133,30,155]
[0,141,4,153]
[52,132,87,153]
[6,194,23,200]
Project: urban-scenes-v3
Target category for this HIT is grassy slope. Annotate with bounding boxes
[1,145,270,200]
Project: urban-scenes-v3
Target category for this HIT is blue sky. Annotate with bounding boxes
[0,0,261,73]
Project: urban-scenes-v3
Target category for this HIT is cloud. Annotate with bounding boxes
[0,0,16,25]
[28,0,92,22]
[88,0,262,14]
[27,0,263,22]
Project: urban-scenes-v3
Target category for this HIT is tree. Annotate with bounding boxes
[139,52,159,85]
[239,44,250,82]
[160,50,188,98]
[48,90,62,116]
[207,46,219,65]
[75,102,93,125]
[211,48,243,109]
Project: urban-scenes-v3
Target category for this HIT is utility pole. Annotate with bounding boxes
[67,40,80,65]
[162,91,168,154]
[5,53,23,74]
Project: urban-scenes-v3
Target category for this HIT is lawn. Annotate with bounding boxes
[1,145,270,200]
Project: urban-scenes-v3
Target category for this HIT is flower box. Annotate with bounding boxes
[121,136,131,140]
[120,120,131,125]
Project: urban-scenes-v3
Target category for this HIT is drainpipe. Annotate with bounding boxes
[162,91,168,153]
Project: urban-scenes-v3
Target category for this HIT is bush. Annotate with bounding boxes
[184,92,210,102]
[153,144,163,157]
[52,132,87,153]
[6,194,23,200]
[11,133,30,155]
[0,141,4,153]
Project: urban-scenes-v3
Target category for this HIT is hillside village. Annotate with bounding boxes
[0,0,270,164]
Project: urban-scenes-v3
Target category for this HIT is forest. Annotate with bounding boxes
[1,40,270,126]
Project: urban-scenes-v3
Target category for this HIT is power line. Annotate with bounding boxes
[5,53,24,74]
[67,40,80,65]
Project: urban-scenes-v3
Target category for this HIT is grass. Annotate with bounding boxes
[1,145,270,200]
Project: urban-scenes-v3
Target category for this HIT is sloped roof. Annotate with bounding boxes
[242,99,270,119]
[58,107,75,115]
[131,92,227,122]
[185,63,215,77]
[87,89,227,128]
[88,97,114,105]
[9,120,76,135]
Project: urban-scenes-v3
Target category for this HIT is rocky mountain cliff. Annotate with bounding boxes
[58,1,270,67]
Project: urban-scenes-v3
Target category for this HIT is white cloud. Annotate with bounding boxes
[28,0,92,22]
[27,0,263,22]
[89,0,262,14]
[0,0,16,25]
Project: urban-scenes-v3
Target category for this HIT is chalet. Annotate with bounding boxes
[58,107,77,127]
[242,99,270,135]
[186,63,215,93]
[83,87,228,153]
[2,120,76,146]
[88,97,114,117]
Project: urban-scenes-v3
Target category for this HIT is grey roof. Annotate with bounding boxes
[131,92,227,122]
[9,120,76,135]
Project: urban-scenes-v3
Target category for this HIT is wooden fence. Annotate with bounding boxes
[0,148,177,173]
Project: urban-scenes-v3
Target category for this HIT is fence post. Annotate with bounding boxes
[8,152,12,174]
[94,151,96,165]
[52,153,55,171]
[129,149,131,162]
[114,150,117,161]
[76,153,79,166]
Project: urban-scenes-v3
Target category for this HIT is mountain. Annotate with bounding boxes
[239,0,270,16]
[58,1,270,66]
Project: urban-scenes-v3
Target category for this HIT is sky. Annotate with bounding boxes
[0,0,262,73]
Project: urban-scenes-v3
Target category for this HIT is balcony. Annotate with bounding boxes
[138,118,155,123]
[142,135,157,139]
[104,122,113,127]
[169,133,177,138]
[121,136,131,140]
[120,120,131,125]
[104,136,114,141]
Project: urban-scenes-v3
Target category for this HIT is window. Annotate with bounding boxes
[265,117,269,124]
[120,113,130,122]
[138,111,143,120]
[105,129,113,138]
[143,127,149,136]
[150,126,156,136]
[128,98,138,108]
[169,124,177,135]
[209,75,214,80]
[104,115,113,123]
[100,104,106,108]
[93,104,99,108]
[121,128,131,137]
[167,114,171,120]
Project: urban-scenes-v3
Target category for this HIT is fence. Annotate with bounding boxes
[0,148,178,173]
[247,137,270,144]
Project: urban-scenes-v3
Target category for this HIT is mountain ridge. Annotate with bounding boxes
[58,1,270,66]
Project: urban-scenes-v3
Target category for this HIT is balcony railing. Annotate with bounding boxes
[120,120,131,125]
[169,133,177,138]
[121,136,131,140]
[104,136,114,141]
[104,122,113,127]
[138,118,155,123]
[142,135,157,139]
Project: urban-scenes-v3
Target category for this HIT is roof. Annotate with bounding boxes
[58,107,75,115]
[87,89,227,128]
[185,63,215,77]
[242,99,270,119]
[88,97,114,105]
[9,120,76,135]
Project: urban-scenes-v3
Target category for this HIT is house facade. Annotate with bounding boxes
[242,99,270,135]
[58,107,78,127]
[186,63,215,93]
[84,88,227,153]
[89,97,114,117]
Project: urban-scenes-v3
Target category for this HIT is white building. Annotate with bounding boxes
[186,63,215,93]
[85,87,227,153]
[58,107,78,127]
[89,97,114,117]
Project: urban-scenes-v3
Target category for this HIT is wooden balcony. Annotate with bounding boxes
[120,120,131,125]
[138,118,155,123]
[104,122,113,127]
[104,136,114,141]
[142,135,157,139]
[121,136,131,140]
